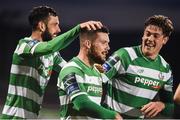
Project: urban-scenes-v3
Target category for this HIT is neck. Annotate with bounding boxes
[141,47,158,60]
[77,48,94,67]
[30,30,43,41]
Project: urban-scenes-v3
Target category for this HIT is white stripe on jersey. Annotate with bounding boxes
[70,92,87,101]
[164,84,173,92]
[59,95,70,106]
[115,60,126,74]
[159,55,168,68]
[59,59,67,67]
[124,47,138,61]
[108,79,157,99]
[127,64,171,81]
[15,43,27,55]
[88,96,101,105]
[30,42,42,55]
[105,95,133,113]
[8,84,42,104]
[61,61,82,71]
[2,105,38,118]
[75,74,102,86]
[11,64,48,87]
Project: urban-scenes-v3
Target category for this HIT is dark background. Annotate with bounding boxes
[0,0,180,118]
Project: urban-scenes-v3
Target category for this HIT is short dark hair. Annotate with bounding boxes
[80,26,109,36]
[144,15,174,36]
[28,6,57,30]
[80,26,109,41]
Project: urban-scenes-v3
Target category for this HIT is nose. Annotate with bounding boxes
[148,35,154,41]
[57,26,61,33]
[106,44,110,51]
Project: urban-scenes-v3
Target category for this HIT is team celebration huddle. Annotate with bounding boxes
[1,6,180,119]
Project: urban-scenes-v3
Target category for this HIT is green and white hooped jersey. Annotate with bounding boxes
[102,45,173,118]
[2,37,66,119]
[57,57,104,119]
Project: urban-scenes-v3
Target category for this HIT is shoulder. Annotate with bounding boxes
[60,60,83,80]
[113,46,138,60]
[159,55,171,69]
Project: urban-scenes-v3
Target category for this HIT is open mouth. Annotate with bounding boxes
[53,34,57,37]
[102,51,108,56]
[145,42,155,49]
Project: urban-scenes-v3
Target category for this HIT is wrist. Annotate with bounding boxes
[156,101,165,110]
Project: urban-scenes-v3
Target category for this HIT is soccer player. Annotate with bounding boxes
[1,6,103,119]
[57,26,122,119]
[174,84,180,104]
[101,15,174,119]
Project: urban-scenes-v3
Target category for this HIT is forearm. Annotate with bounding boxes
[33,25,80,56]
[73,94,117,119]
[174,84,180,104]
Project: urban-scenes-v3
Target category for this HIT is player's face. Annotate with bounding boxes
[142,25,168,59]
[88,32,110,64]
[42,16,61,41]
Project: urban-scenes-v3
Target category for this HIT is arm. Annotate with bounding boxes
[174,84,180,104]
[159,74,174,116]
[17,21,103,57]
[73,94,120,119]
[141,74,174,118]
[31,25,80,56]
[33,21,103,56]
[59,67,122,119]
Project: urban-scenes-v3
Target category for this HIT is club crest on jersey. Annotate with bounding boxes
[137,69,144,74]
[158,72,164,80]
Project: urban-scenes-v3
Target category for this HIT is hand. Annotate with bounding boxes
[115,113,123,120]
[80,21,103,30]
[94,64,105,73]
[141,101,165,118]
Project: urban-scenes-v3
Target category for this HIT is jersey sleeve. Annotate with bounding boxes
[73,94,117,119]
[53,52,67,73]
[15,25,80,57]
[58,66,87,101]
[103,49,125,80]
[159,73,174,116]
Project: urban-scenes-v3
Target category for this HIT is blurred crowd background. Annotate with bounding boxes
[0,0,180,118]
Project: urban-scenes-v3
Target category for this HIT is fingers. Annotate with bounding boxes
[115,113,123,120]
[94,64,104,73]
[141,102,164,118]
[141,102,152,113]
[145,107,158,118]
[80,21,103,30]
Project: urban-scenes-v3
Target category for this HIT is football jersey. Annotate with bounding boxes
[102,45,173,118]
[57,57,105,119]
[1,25,80,119]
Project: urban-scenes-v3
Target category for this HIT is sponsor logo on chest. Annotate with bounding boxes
[134,77,161,89]
[87,86,102,94]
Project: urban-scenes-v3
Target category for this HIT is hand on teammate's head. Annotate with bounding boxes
[80,21,103,30]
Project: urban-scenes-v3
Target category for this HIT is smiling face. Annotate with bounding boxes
[42,15,61,41]
[142,25,168,59]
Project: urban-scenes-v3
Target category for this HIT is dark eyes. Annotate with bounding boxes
[145,32,160,38]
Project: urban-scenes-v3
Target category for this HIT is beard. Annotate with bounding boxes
[41,28,52,42]
[88,45,105,64]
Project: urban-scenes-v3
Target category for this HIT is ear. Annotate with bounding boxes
[84,40,91,49]
[163,36,169,45]
[38,21,46,32]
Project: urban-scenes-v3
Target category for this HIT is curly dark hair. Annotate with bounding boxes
[28,6,57,30]
[144,15,174,37]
